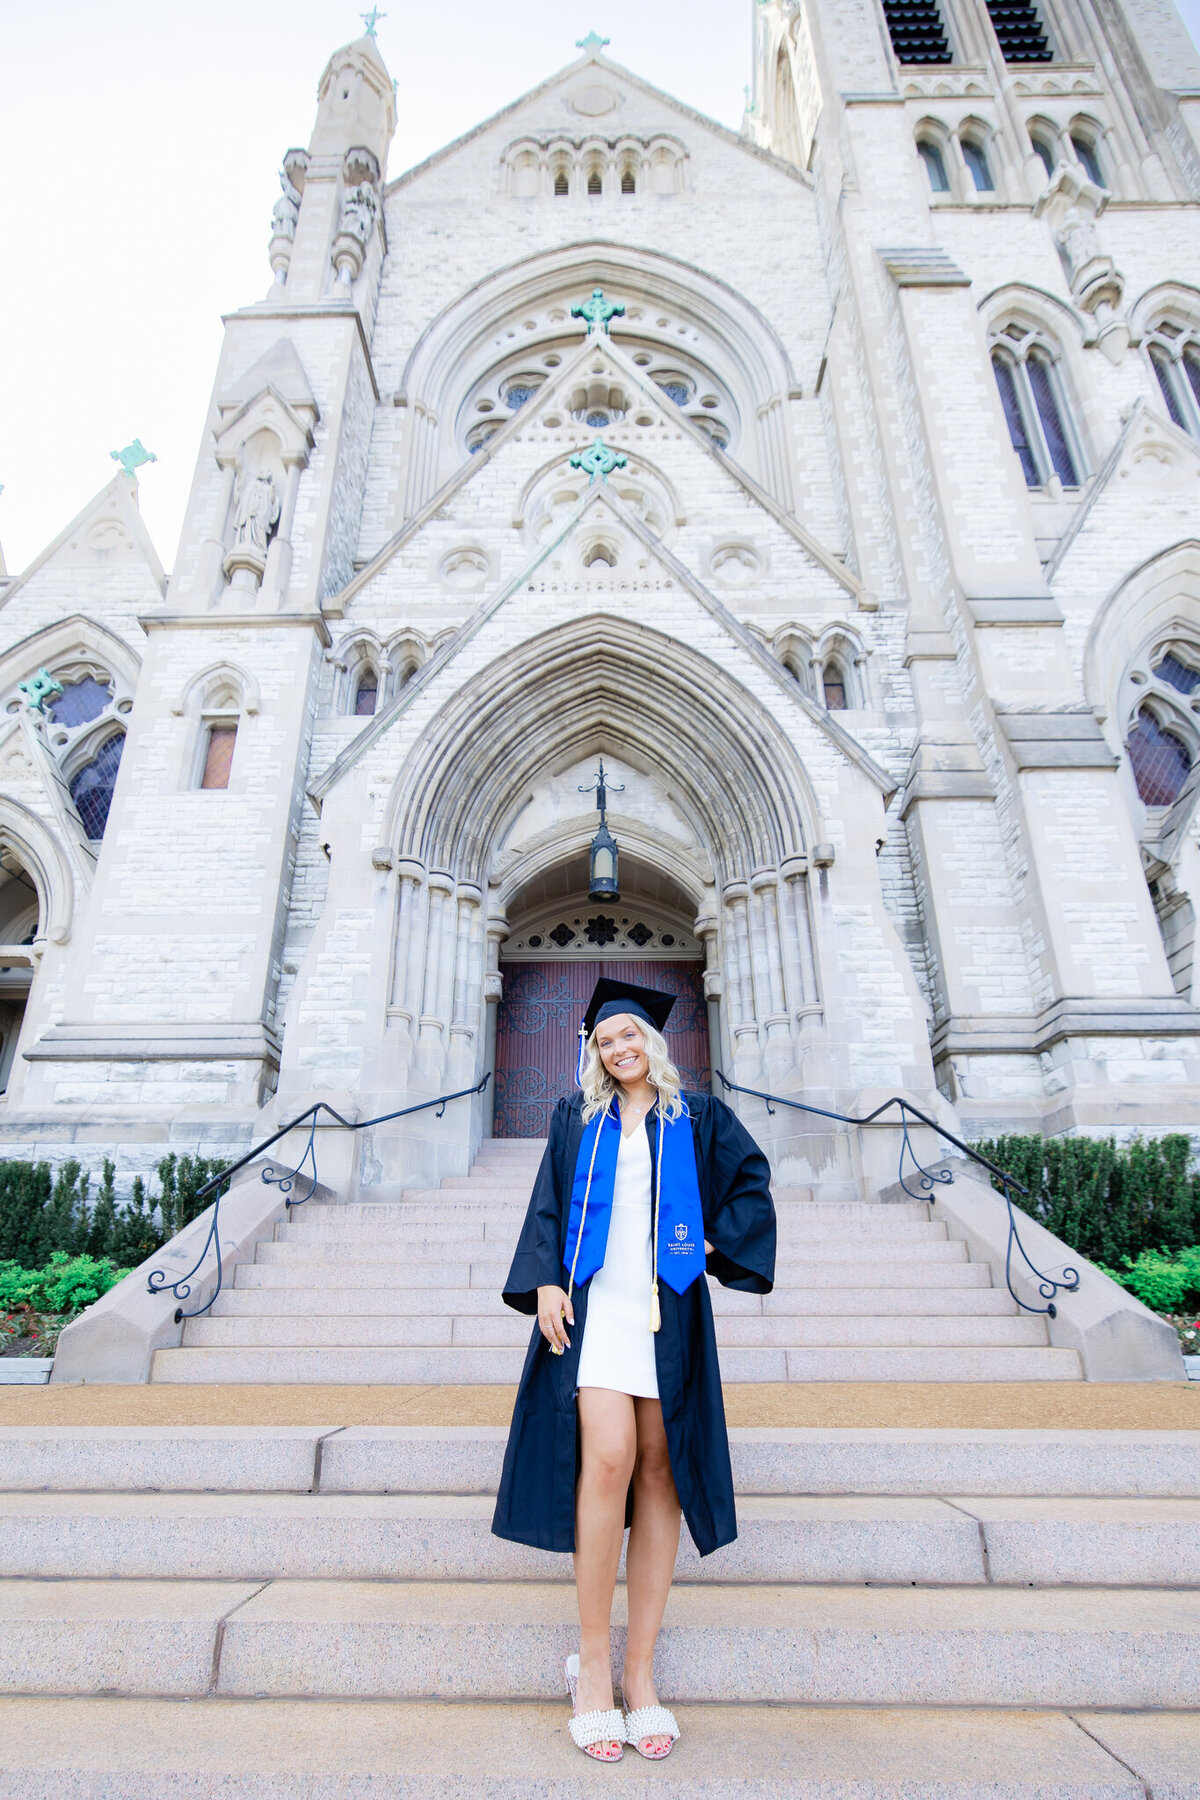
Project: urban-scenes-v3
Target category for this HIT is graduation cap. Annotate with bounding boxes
[577,977,677,1083]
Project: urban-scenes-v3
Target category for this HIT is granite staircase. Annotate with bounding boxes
[151,1136,1083,1384]
[1,1422,1197,1793]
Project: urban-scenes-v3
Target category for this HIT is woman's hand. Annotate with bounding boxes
[704,1239,713,1254]
[537,1284,574,1353]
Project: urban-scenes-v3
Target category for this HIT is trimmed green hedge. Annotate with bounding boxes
[971,1133,1200,1267]
[0,1251,131,1316]
[0,1155,231,1269]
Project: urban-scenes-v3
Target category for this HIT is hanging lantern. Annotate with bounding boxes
[581,757,623,902]
[588,817,619,901]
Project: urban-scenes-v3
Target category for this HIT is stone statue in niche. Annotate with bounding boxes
[340,181,379,247]
[232,470,280,556]
[1055,206,1103,281]
[271,168,302,242]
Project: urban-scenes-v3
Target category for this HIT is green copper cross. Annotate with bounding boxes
[361,7,386,35]
[576,31,610,51]
[571,288,625,335]
[110,439,157,481]
[18,667,64,715]
[570,437,627,485]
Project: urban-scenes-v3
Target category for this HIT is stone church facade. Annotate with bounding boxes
[2,0,1200,1199]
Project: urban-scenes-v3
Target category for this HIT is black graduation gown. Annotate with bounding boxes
[490,1091,776,1557]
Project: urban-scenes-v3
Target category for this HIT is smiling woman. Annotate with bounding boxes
[492,975,776,1764]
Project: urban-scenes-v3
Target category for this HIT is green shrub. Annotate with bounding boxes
[34,1251,129,1315]
[0,1260,42,1310]
[0,1253,129,1316]
[0,1162,52,1266]
[0,1153,232,1267]
[972,1133,1200,1266]
[1099,1246,1200,1313]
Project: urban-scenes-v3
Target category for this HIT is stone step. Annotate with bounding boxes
[7,1694,1188,1796]
[271,1222,952,1255]
[150,1343,1083,1384]
[251,1238,970,1269]
[183,1313,1048,1350]
[232,1259,993,1291]
[3,1577,1194,1706]
[212,1282,1014,1318]
[4,1491,1197,1586]
[281,1211,947,1242]
[4,1426,1198,1499]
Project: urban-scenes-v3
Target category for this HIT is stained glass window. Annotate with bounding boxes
[1155,652,1200,696]
[1184,348,1200,412]
[1027,350,1078,485]
[1031,135,1056,179]
[1070,133,1105,187]
[1127,707,1192,806]
[354,672,378,716]
[1150,345,1187,429]
[962,140,994,191]
[585,411,610,427]
[47,676,111,729]
[917,140,950,192]
[657,381,690,406]
[70,733,124,838]
[200,725,237,791]
[504,384,537,410]
[992,355,1039,486]
[823,666,848,710]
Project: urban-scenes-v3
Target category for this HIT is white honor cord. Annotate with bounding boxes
[651,1102,663,1333]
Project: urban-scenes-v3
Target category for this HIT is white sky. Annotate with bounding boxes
[1,0,1198,577]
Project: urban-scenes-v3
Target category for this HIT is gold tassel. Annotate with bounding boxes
[651,1281,661,1334]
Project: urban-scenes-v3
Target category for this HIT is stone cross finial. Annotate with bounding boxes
[576,31,610,51]
[110,439,157,482]
[571,288,626,335]
[18,668,64,715]
[570,438,628,485]
[361,7,386,36]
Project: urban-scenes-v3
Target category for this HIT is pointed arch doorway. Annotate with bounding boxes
[493,878,709,1137]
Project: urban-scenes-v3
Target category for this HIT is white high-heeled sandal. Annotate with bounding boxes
[565,1653,625,1761]
[622,1691,681,1760]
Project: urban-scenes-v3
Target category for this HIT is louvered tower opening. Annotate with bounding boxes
[985,0,1053,60]
[881,0,952,63]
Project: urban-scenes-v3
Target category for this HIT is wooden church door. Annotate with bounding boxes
[493,960,710,1138]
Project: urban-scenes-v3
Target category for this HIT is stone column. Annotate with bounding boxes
[695,905,722,1095]
[483,896,508,1134]
[416,872,455,1081]
[751,869,791,1083]
[388,859,426,1075]
[447,882,483,1087]
[722,880,762,1081]
[262,459,304,604]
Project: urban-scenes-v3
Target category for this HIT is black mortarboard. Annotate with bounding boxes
[577,977,677,1083]
[583,977,677,1038]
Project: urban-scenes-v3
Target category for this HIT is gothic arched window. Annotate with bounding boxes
[1069,125,1106,188]
[69,732,125,838]
[47,676,112,729]
[822,660,848,711]
[199,724,237,791]
[553,167,569,197]
[961,137,995,192]
[1127,705,1192,806]
[1147,322,1200,438]
[991,326,1081,488]
[917,138,950,192]
[354,669,379,716]
[620,166,636,195]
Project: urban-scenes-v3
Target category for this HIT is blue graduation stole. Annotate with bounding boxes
[563,1101,705,1319]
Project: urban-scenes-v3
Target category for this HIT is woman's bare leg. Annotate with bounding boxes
[574,1387,637,1753]
[622,1395,681,1752]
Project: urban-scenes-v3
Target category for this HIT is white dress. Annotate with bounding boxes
[575,1125,659,1399]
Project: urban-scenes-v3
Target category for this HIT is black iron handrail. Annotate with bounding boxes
[716,1070,1078,1317]
[146,1073,491,1322]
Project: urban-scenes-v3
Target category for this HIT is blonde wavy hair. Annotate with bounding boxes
[580,1015,685,1123]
